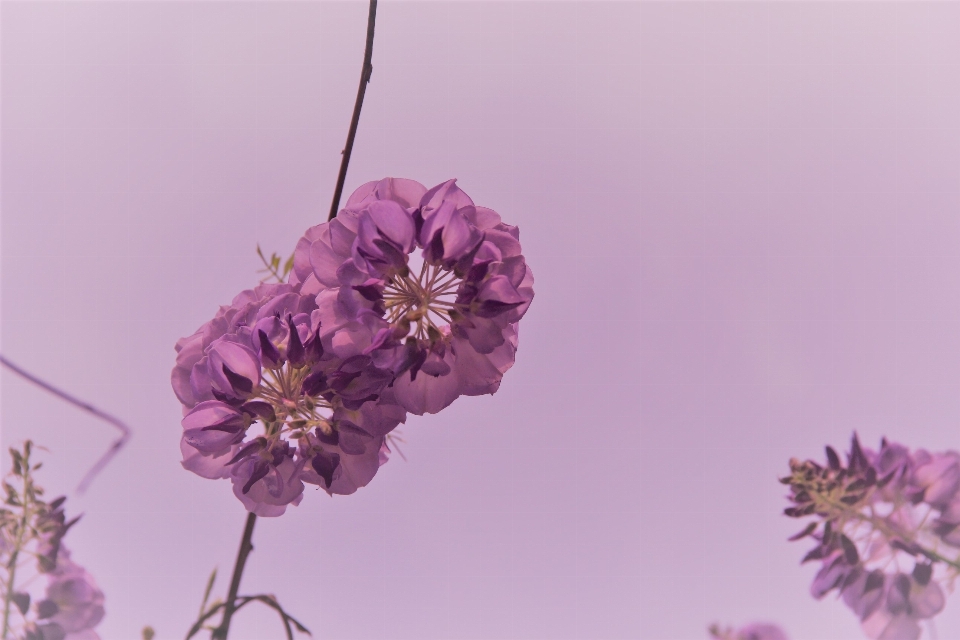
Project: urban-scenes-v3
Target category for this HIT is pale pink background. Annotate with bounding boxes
[3,2,960,639]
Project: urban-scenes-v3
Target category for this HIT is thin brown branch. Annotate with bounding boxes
[328,0,379,221]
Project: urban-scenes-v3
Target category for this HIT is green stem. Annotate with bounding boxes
[2,479,31,638]
[210,512,258,640]
[819,493,960,572]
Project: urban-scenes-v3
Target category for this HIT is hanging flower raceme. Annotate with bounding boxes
[290,178,535,415]
[172,282,406,516]
[1,443,104,640]
[782,434,960,640]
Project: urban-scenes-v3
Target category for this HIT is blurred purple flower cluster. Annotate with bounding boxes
[708,621,789,640]
[173,178,534,516]
[2,443,104,640]
[783,434,960,640]
[23,549,106,640]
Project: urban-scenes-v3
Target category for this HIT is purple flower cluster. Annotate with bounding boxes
[173,179,533,515]
[783,435,960,640]
[23,548,105,640]
[291,178,534,415]
[708,622,788,640]
[1,451,103,640]
[172,282,405,516]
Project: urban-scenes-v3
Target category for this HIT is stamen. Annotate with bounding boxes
[378,261,465,344]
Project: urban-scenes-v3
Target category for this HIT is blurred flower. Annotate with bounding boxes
[33,548,105,639]
[783,434,960,640]
[173,282,405,515]
[1,443,103,640]
[709,622,789,640]
[291,178,534,415]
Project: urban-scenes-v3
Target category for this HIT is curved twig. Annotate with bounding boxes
[235,594,312,638]
[0,355,131,494]
[184,593,311,640]
[184,601,226,639]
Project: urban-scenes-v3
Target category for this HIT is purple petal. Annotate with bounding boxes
[368,200,415,252]
[207,339,261,398]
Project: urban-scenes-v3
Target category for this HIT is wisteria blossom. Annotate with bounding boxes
[1,443,103,640]
[23,549,105,640]
[173,178,533,515]
[291,178,534,415]
[783,435,960,640]
[708,622,789,640]
[173,282,406,515]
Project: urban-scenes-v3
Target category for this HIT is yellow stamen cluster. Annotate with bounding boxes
[254,364,333,440]
[382,261,462,341]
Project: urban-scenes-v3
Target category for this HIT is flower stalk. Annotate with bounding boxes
[211,512,257,640]
[329,0,379,220]
[1,451,33,639]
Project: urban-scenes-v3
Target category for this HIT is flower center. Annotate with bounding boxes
[254,363,333,440]
[382,260,462,341]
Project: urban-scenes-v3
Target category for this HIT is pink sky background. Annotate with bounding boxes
[3,2,960,638]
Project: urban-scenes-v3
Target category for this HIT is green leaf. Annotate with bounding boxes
[10,449,23,476]
[4,482,21,506]
[199,567,217,616]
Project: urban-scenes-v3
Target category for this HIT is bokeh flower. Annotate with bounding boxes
[1,444,104,640]
[30,548,105,639]
[783,435,960,640]
[708,622,789,640]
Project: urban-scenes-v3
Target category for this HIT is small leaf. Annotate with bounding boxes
[200,567,217,616]
[10,449,23,476]
[5,483,21,507]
